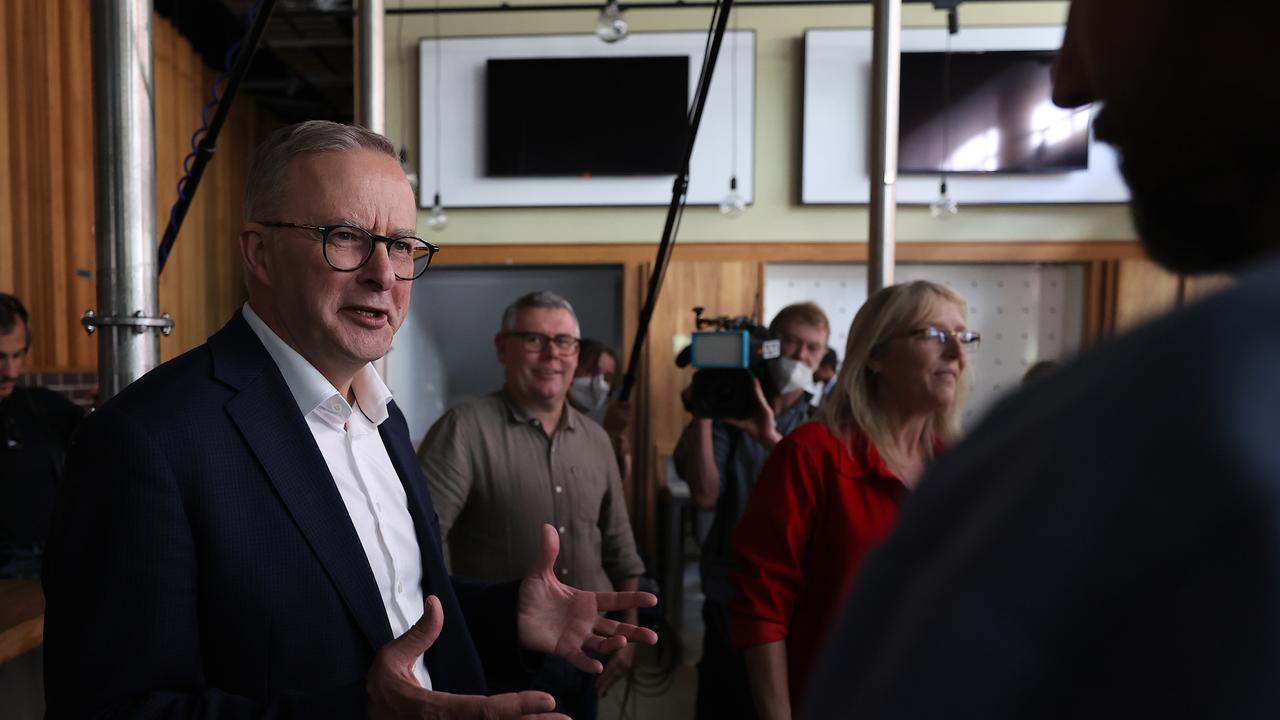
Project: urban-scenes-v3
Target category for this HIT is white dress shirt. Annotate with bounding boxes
[242,304,432,690]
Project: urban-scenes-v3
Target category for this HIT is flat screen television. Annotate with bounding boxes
[485,56,690,177]
[898,50,1092,174]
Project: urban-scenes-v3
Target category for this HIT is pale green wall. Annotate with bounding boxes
[383,0,1135,246]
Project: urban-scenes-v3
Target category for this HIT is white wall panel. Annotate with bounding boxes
[419,31,755,208]
[801,26,1129,205]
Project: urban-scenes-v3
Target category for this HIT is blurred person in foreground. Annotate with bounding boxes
[806,1,1280,717]
[674,302,830,720]
[43,121,655,720]
[730,281,976,719]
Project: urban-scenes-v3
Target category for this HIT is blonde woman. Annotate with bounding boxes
[728,280,977,719]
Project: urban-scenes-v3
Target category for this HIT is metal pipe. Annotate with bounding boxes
[359,0,386,134]
[90,0,160,401]
[867,0,901,294]
[368,0,1029,15]
[358,0,387,377]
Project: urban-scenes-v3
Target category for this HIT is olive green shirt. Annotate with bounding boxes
[417,390,644,593]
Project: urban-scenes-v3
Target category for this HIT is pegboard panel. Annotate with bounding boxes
[764,262,1085,423]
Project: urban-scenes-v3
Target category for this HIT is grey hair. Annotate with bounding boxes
[500,291,579,333]
[242,120,399,221]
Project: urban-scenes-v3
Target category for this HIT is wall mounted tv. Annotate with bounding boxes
[898,50,1092,175]
[485,56,689,177]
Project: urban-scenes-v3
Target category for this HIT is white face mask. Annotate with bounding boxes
[569,374,611,411]
[767,356,815,396]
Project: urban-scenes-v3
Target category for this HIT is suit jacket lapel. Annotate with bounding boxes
[380,403,487,693]
[212,314,394,653]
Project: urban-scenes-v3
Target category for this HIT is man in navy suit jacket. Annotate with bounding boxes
[42,121,656,719]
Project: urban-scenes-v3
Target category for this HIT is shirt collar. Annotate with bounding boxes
[241,303,393,425]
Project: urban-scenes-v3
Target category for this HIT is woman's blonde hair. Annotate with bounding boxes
[815,280,970,475]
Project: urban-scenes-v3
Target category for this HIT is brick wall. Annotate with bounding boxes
[20,373,97,410]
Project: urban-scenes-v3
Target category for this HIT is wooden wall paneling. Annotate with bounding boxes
[1114,258,1181,333]
[152,16,250,363]
[1082,260,1104,345]
[1181,273,1234,307]
[63,1,96,371]
[8,2,35,357]
[433,240,1147,268]
[618,260,644,520]
[1,7,258,373]
[0,0,14,295]
[42,0,70,368]
[628,262,655,556]
[637,260,761,551]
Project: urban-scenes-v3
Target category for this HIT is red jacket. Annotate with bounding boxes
[729,421,914,710]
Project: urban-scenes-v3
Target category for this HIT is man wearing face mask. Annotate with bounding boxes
[674,301,830,720]
[418,291,645,718]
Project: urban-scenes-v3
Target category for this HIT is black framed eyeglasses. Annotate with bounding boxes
[907,326,981,351]
[502,332,581,355]
[258,221,439,280]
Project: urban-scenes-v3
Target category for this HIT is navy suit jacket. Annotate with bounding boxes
[43,313,524,718]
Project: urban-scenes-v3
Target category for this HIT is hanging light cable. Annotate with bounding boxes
[396,0,419,191]
[719,10,745,217]
[426,0,448,231]
[930,7,959,219]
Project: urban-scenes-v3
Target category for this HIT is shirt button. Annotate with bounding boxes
[558,568,568,576]
[396,582,404,594]
[375,502,383,513]
[557,525,566,534]
[554,486,563,494]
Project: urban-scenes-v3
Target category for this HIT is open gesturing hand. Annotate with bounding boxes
[367,595,568,719]
[516,525,658,673]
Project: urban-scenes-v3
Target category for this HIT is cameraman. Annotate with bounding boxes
[674,302,830,720]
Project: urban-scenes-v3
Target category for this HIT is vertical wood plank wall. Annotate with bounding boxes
[1,3,264,373]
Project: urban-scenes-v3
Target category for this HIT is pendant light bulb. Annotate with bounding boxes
[596,0,629,44]
[719,176,746,217]
[427,192,449,232]
[929,177,958,219]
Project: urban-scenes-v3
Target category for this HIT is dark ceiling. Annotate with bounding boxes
[155,0,357,123]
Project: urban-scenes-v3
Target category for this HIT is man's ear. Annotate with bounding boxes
[494,333,508,365]
[239,223,272,287]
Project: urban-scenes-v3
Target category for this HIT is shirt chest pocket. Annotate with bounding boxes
[567,464,609,525]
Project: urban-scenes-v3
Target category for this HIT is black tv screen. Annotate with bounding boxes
[486,56,689,177]
[898,50,1091,174]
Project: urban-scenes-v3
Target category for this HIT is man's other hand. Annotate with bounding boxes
[517,525,658,673]
[367,595,568,719]
[595,641,636,696]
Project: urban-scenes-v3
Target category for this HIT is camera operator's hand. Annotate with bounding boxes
[723,378,784,451]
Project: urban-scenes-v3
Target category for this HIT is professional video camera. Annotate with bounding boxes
[675,307,780,420]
